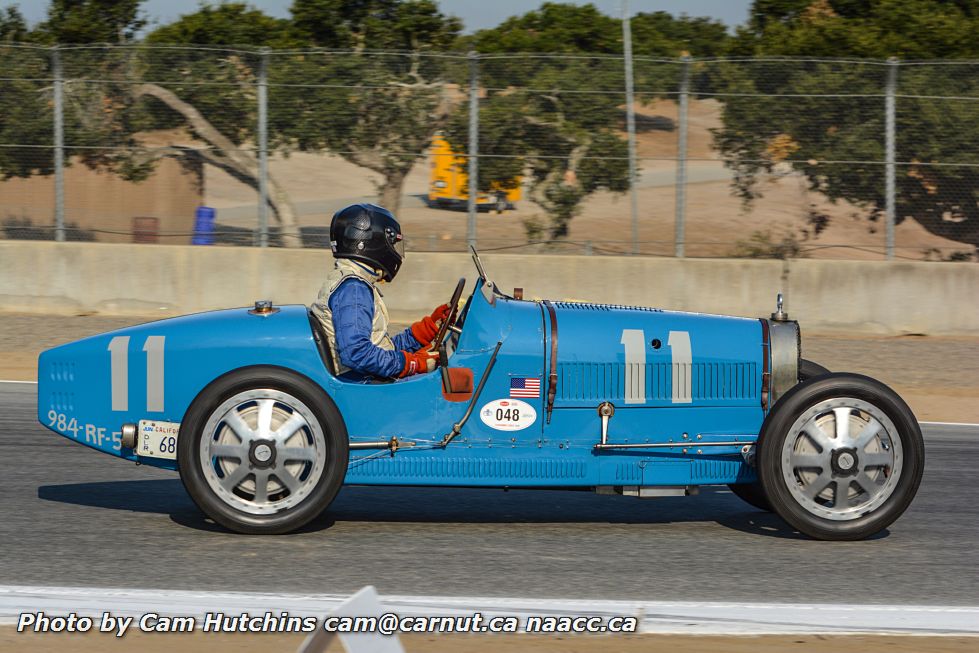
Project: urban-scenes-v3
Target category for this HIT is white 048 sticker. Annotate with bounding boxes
[479,399,537,431]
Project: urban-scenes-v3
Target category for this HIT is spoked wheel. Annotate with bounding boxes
[179,367,348,534]
[758,374,924,540]
[728,359,830,512]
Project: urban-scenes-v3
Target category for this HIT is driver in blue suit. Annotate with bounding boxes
[311,203,449,381]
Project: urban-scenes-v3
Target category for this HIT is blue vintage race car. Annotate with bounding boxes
[37,250,923,540]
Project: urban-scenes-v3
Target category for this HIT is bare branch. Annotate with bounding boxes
[132,84,302,247]
[343,148,387,175]
[524,115,560,129]
[133,83,256,178]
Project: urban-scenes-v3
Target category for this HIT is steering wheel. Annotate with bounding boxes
[428,277,466,360]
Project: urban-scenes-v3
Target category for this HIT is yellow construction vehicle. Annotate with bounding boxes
[428,135,520,213]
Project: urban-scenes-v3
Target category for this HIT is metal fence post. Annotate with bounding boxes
[466,51,479,250]
[621,1,639,255]
[884,57,897,261]
[256,47,270,248]
[675,54,691,259]
[51,45,65,243]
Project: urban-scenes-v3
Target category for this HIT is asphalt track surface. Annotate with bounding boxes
[2,382,977,605]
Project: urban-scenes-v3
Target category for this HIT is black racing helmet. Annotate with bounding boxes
[329,203,405,282]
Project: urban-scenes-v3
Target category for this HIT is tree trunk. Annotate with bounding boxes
[134,83,302,248]
[378,168,409,215]
[267,177,302,248]
[526,141,591,241]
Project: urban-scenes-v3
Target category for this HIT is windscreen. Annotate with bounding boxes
[470,245,487,280]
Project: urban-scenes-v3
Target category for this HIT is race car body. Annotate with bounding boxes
[37,251,924,540]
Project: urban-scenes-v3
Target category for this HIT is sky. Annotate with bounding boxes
[1,1,754,33]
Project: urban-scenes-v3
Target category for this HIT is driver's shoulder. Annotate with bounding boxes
[335,276,373,292]
[329,276,377,310]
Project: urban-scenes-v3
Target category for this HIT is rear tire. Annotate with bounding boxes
[178,366,348,534]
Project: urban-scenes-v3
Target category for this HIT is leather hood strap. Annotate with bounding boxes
[543,300,558,424]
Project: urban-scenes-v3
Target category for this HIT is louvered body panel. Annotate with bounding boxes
[345,456,590,485]
[544,302,762,409]
[558,361,757,404]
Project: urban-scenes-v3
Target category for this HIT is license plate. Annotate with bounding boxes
[137,420,180,459]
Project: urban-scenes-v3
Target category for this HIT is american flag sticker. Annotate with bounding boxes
[510,377,541,398]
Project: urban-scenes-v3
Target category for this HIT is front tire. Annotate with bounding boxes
[728,482,771,511]
[800,359,830,380]
[757,373,924,540]
[728,358,830,512]
[178,366,348,534]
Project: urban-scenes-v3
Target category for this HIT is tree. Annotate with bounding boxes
[141,3,304,245]
[279,0,463,212]
[2,2,305,245]
[451,3,630,240]
[0,6,28,42]
[3,1,308,245]
[2,1,463,243]
[447,3,729,241]
[33,0,146,44]
[142,0,463,230]
[631,11,729,57]
[716,0,979,251]
[0,1,149,181]
[0,9,48,181]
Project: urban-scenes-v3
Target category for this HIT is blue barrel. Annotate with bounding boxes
[192,206,216,245]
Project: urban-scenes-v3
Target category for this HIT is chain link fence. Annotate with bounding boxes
[1,44,976,260]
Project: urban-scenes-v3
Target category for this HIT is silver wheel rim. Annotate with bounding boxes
[199,389,327,516]
[780,397,903,522]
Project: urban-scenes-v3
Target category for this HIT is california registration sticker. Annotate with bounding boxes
[136,420,181,460]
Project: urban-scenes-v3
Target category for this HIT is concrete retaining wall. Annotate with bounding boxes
[1,241,977,335]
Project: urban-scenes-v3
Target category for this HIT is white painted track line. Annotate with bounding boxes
[920,421,979,428]
[0,586,977,635]
[0,380,36,384]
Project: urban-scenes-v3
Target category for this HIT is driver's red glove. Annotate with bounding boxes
[410,303,451,347]
[400,349,439,377]
[431,303,451,323]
